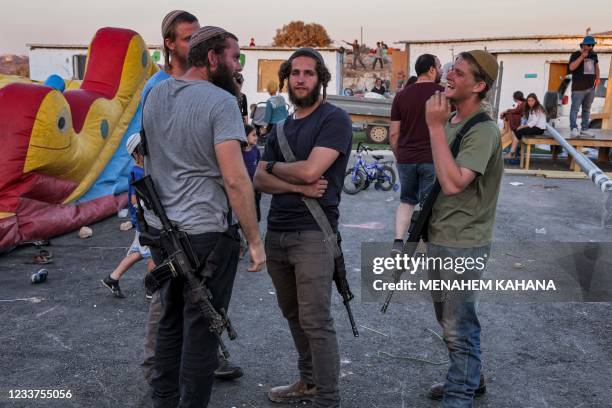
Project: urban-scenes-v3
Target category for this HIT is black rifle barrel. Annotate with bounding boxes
[380,183,441,313]
[334,253,359,337]
[132,175,237,357]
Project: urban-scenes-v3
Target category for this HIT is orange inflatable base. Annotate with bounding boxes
[0,193,128,250]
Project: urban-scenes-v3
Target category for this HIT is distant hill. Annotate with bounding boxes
[0,55,29,77]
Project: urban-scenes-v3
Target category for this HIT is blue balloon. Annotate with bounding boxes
[44,74,65,92]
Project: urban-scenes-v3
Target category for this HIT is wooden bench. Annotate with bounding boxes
[519,129,612,171]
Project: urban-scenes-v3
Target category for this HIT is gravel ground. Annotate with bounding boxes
[1,172,611,408]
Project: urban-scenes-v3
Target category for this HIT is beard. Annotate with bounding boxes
[288,83,321,108]
[209,62,239,96]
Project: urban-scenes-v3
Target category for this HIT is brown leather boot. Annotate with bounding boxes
[268,379,317,403]
[428,374,486,400]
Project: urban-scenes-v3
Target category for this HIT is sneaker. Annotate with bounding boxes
[214,357,243,380]
[391,239,404,257]
[428,374,486,400]
[101,276,125,298]
[570,128,580,138]
[268,379,317,403]
[580,129,596,138]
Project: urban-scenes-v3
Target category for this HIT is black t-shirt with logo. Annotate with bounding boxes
[262,102,353,232]
[569,50,599,91]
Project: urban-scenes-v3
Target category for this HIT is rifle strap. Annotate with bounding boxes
[275,120,341,259]
[448,112,491,157]
[407,111,492,243]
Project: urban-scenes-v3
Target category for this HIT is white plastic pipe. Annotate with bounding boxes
[546,125,612,193]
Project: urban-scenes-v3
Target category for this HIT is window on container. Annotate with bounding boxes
[257,60,284,93]
[72,55,87,80]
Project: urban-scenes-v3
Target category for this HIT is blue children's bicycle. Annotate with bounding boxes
[343,142,398,195]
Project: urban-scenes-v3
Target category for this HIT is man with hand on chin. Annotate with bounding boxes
[424,50,503,407]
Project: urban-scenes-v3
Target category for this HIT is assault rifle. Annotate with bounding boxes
[380,185,439,313]
[380,112,492,313]
[334,234,359,337]
[132,175,237,358]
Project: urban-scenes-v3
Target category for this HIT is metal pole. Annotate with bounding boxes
[493,61,503,119]
[360,27,363,45]
[546,125,612,193]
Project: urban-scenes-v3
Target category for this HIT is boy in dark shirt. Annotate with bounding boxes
[242,124,261,220]
[568,36,600,137]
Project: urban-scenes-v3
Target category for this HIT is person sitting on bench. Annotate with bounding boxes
[506,93,546,159]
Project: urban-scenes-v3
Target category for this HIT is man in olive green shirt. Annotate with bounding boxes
[424,50,503,407]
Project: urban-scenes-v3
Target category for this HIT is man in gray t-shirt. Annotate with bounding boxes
[142,26,265,407]
[144,78,245,234]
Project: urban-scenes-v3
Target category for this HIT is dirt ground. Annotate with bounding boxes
[1,173,611,408]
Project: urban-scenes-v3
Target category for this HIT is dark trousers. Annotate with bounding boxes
[265,230,340,408]
[255,191,261,222]
[515,126,544,139]
[150,231,240,408]
[352,55,366,69]
[142,290,162,384]
[372,57,383,69]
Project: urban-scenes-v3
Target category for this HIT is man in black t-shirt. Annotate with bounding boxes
[254,48,352,408]
[568,35,600,137]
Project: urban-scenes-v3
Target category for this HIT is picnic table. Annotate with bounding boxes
[520,128,612,171]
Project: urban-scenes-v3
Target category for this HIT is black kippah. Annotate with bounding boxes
[289,48,324,65]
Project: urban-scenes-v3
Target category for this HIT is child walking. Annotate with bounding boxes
[101,133,154,298]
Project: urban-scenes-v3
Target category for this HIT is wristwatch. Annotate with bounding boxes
[266,161,276,174]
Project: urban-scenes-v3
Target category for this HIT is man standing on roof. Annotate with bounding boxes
[424,50,503,406]
[254,48,352,408]
[373,42,384,69]
[342,39,367,70]
[569,35,600,137]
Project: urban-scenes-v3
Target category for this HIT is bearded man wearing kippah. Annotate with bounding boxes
[424,50,503,407]
[137,10,245,387]
[142,26,266,407]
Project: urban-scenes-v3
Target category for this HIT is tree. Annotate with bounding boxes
[272,21,332,47]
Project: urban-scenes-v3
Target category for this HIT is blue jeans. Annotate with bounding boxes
[570,88,595,130]
[428,243,490,408]
[397,162,435,205]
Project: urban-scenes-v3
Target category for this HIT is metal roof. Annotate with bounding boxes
[27,44,341,52]
[396,34,612,45]
[490,48,612,54]
[240,46,342,52]
[27,43,162,50]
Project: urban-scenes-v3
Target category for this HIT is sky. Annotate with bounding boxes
[1,0,611,55]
